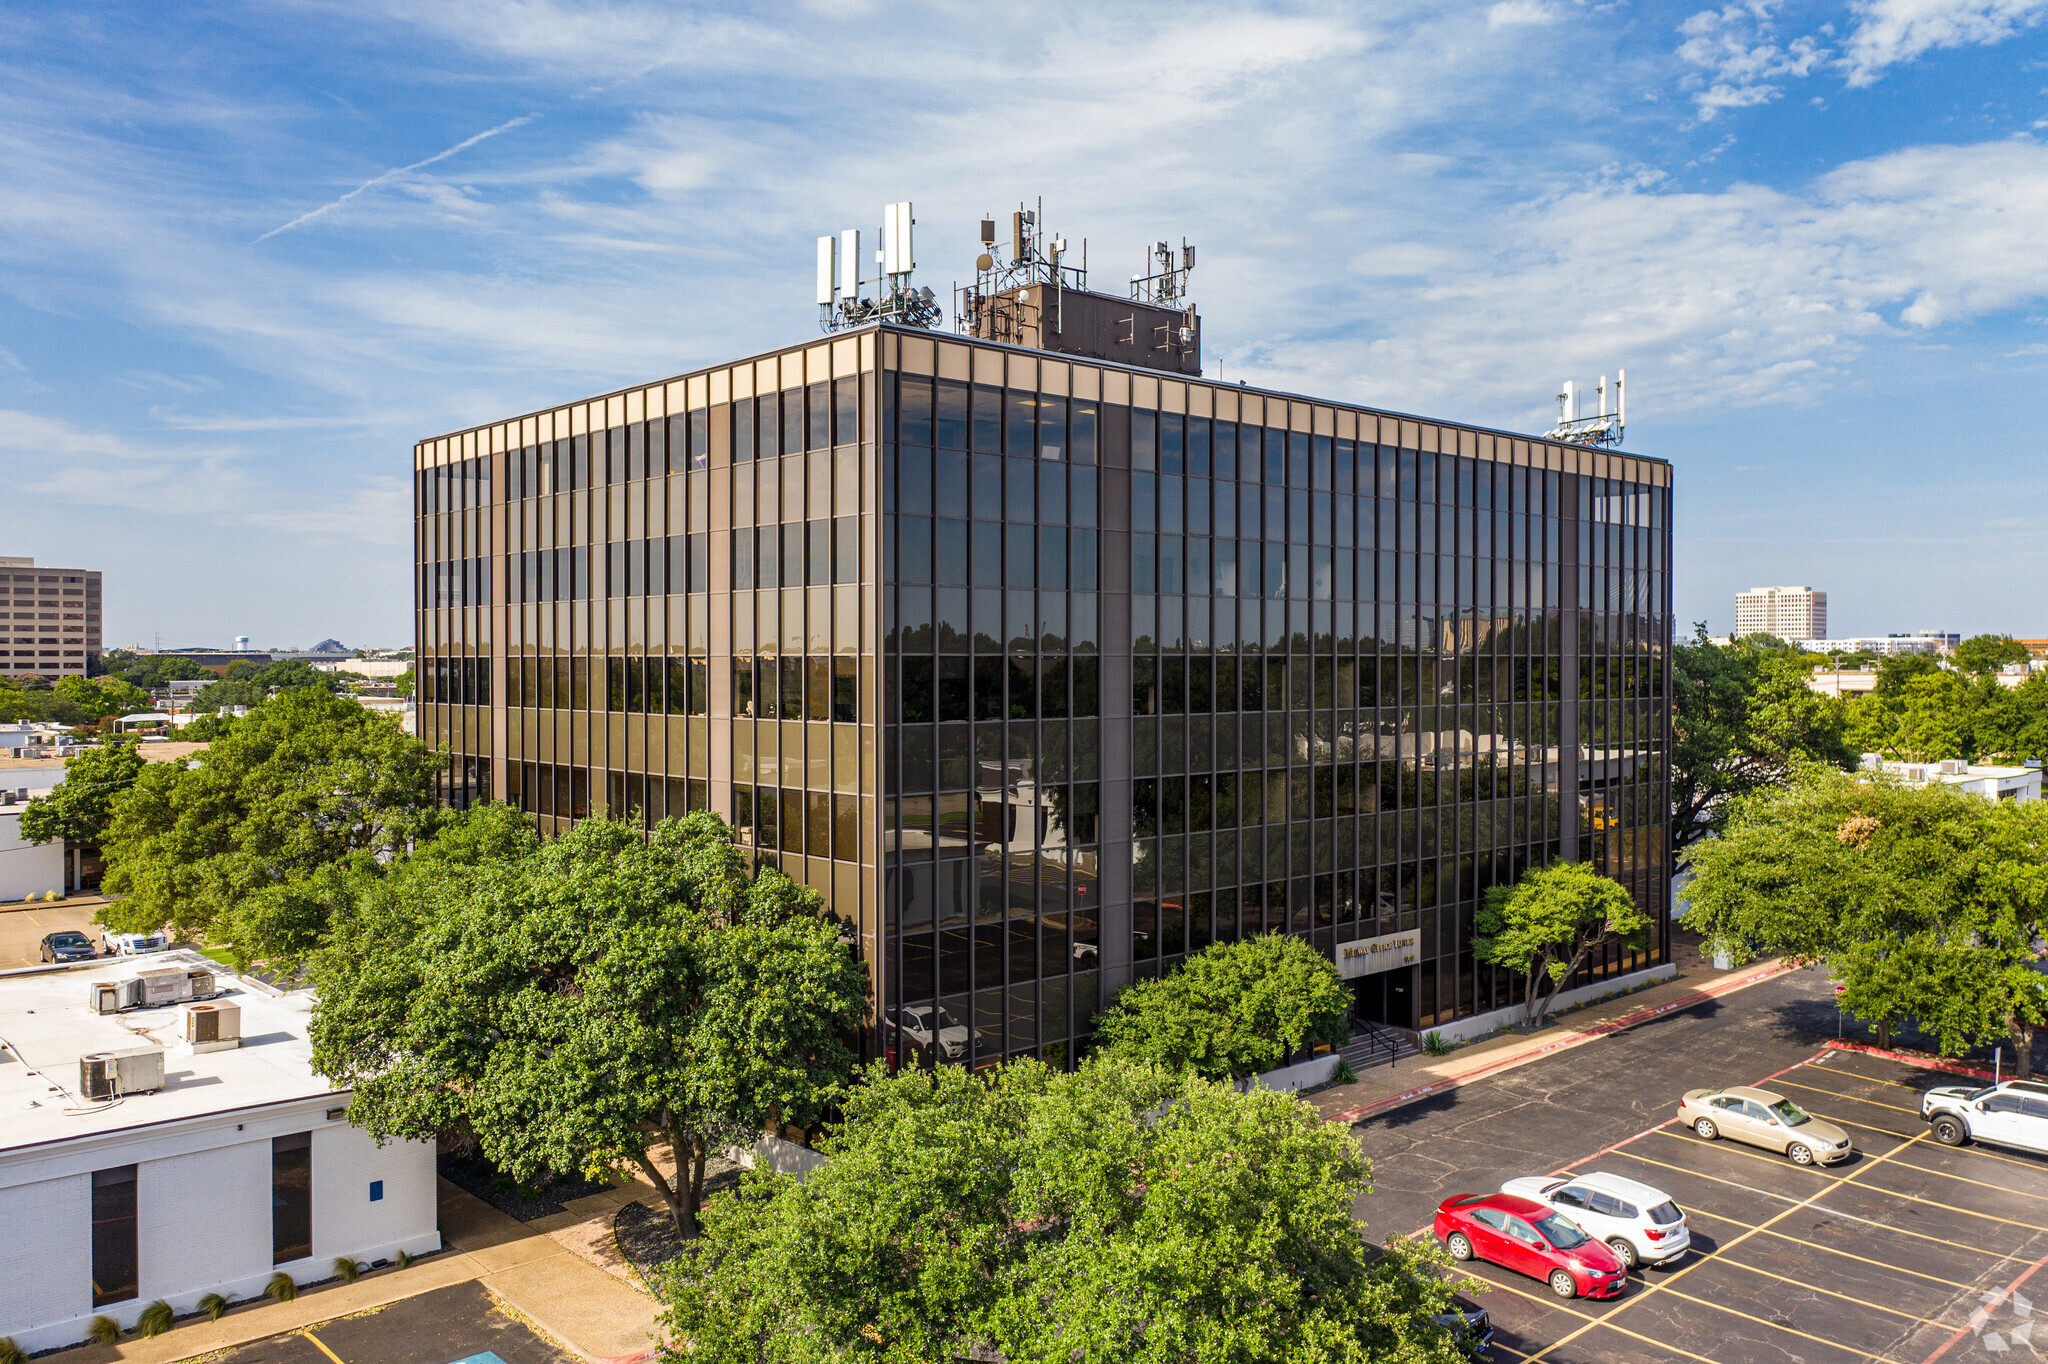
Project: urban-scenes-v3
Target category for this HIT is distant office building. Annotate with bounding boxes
[1804,632,1957,657]
[414,228,1674,1063]
[1806,667,1879,698]
[0,557,102,678]
[1860,754,2041,803]
[1734,586,1825,642]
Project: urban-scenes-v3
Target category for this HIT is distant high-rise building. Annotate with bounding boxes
[1734,586,1825,642]
[0,556,102,677]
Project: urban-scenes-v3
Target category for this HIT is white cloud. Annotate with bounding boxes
[1841,0,2048,86]
[1488,0,1561,26]
[1676,2,1829,118]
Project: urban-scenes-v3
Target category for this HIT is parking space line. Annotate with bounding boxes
[1648,1281,1914,1362]
[1700,1255,1940,1324]
[1681,1208,1985,1291]
[1655,1129,2044,1233]
[1525,1130,1935,1364]
[1774,1078,1921,1114]
[1815,1111,2048,1177]
[1917,1243,2048,1364]
[302,1331,346,1364]
[1808,1062,1931,1094]
[1463,1271,1733,1364]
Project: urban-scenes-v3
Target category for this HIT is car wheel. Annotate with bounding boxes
[1787,1142,1814,1166]
[1607,1237,1639,1270]
[1549,1269,1578,1299]
[1932,1116,1967,1146]
[1694,1118,1719,1140]
[1446,1233,1474,1261]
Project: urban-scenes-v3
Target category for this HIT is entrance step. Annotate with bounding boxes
[1341,1023,1420,1069]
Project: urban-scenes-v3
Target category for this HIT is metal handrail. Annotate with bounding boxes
[1344,1013,1401,1069]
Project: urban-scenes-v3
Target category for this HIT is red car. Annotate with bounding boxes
[1434,1192,1629,1300]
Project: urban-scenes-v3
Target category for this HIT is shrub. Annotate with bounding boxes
[1094,934,1350,1080]
[87,1316,122,1344]
[136,1300,174,1336]
[266,1271,297,1302]
[198,1292,231,1321]
[1423,1030,1451,1056]
[333,1256,363,1283]
[0,1335,24,1364]
[1332,1057,1358,1085]
[396,1249,414,1270]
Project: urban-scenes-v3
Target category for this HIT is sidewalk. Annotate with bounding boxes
[1307,947,1799,1126]
[41,1178,664,1364]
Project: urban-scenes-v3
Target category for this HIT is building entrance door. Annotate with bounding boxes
[1351,967,1416,1030]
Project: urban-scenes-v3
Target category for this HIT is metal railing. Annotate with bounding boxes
[1344,1015,1402,1069]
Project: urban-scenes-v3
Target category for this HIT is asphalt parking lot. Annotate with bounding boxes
[0,900,104,968]
[1352,967,2048,1363]
[206,1281,577,1364]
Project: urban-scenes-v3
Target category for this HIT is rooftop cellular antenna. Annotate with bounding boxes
[1545,369,1627,447]
[816,200,942,333]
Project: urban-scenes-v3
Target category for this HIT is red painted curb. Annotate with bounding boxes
[1326,962,1792,1126]
[1822,1038,2001,1081]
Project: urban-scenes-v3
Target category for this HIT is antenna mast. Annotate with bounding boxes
[816,201,942,333]
[1545,369,1627,447]
[954,198,1088,344]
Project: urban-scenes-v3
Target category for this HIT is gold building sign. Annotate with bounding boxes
[1335,929,1421,980]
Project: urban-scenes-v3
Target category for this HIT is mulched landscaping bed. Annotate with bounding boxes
[437,1148,612,1222]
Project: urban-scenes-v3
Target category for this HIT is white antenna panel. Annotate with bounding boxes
[882,203,900,276]
[815,236,836,306]
[840,228,860,299]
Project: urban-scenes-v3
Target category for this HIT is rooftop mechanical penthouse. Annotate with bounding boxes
[414,209,1674,1067]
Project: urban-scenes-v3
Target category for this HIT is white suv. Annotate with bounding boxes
[1923,1079,2048,1155]
[1500,1172,1690,1269]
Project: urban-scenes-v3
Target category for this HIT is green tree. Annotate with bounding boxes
[1874,653,1942,693]
[311,812,866,1240]
[18,739,147,848]
[94,649,216,691]
[1670,625,1853,850]
[659,1056,1470,1364]
[1952,635,2032,677]
[393,666,414,700]
[1093,934,1351,1080]
[53,675,152,720]
[1475,862,1649,1027]
[96,689,445,965]
[1683,765,2048,1074]
[189,677,267,712]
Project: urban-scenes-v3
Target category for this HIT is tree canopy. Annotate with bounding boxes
[0,673,152,725]
[1475,862,1649,1026]
[311,811,866,1239]
[190,659,343,713]
[19,739,148,848]
[1670,625,1853,850]
[659,1055,1472,1364]
[96,688,445,966]
[1952,634,2033,677]
[94,649,216,691]
[1092,934,1351,1080]
[1683,765,2048,1076]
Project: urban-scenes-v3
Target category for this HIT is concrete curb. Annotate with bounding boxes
[1326,960,1792,1126]
[1822,1038,2002,1081]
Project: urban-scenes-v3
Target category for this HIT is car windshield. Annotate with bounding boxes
[52,932,89,946]
[1534,1213,1590,1249]
[1766,1098,1811,1126]
[936,1007,962,1029]
[1961,1086,1997,1101]
[1647,1200,1683,1225]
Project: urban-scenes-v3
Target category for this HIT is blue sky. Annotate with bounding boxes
[3,0,2046,649]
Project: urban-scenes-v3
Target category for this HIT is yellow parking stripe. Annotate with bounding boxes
[1774,1078,1921,1114]
[1463,1271,1730,1364]
[1650,1282,1914,1362]
[1612,1146,2025,1262]
[1524,1130,1937,1364]
[1701,1255,1939,1323]
[302,1332,346,1364]
[1657,1129,2044,1232]
[1680,1207,1983,1291]
[1801,1111,2048,1176]
[1812,1061,1956,1094]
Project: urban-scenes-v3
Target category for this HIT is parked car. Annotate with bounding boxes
[1500,1171,1689,1269]
[1430,1298,1494,1360]
[39,930,97,963]
[1434,1192,1628,1300]
[1677,1085,1853,1165]
[101,928,170,956]
[1923,1079,2048,1154]
[888,1003,969,1063]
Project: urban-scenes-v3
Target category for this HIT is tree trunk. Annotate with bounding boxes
[2010,1017,2036,1082]
[631,1148,693,1241]
[1533,942,1598,1027]
[1875,1017,1893,1050]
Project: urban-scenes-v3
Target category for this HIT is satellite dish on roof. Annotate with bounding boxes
[976,253,994,271]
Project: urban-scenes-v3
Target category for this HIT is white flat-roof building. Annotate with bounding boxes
[1734,586,1826,642]
[0,953,437,1352]
[1861,755,2042,803]
[1806,631,1960,657]
[0,780,66,900]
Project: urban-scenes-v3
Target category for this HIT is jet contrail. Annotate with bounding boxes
[253,113,539,244]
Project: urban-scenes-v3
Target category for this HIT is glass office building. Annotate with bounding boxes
[414,324,1672,1069]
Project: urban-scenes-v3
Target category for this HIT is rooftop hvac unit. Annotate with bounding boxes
[185,1000,242,1053]
[185,968,218,1000]
[1941,760,1965,776]
[79,1046,165,1100]
[135,967,206,1007]
[1907,767,1926,782]
[89,979,140,1014]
